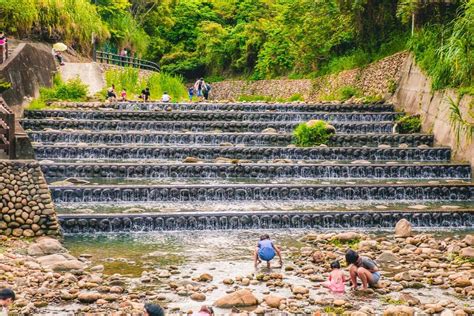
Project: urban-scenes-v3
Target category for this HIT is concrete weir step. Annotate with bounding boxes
[49,183,474,203]
[28,131,434,147]
[58,210,473,233]
[21,119,395,134]
[24,109,401,122]
[40,162,472,180]
[33,144,451,161]
[110,102,395,112]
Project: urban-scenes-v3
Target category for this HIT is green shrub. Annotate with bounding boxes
[205,75,225,83]
[321,85,363,102]
[339,86,361,100]
[26,75,88,110]
[238,95,273,102]
[293,120,335,147]
[396,115,422,134]
[459,86,474,97]
[0,78,12,93]
[387,79,398,94]
[361,94,384,104]
[238,93,304,103]
[288,93,304,102]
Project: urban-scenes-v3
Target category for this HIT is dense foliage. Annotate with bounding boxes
[293,120,336,147]
[2,0,472,90]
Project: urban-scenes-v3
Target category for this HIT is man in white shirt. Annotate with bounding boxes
[161,91,171,103]
[0,288,15,316]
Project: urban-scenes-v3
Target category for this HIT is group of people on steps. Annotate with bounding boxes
[106,78,211,103]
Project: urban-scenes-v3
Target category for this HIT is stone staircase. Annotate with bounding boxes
[21,102,474,233]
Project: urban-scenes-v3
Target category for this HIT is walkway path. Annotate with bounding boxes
[59,62,105,96]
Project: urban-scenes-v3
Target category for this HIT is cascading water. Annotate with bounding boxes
[22,101,474,233]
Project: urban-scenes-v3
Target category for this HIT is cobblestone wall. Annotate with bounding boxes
[209,52,408,101]
[0,161,60,237]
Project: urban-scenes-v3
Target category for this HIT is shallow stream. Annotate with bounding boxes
[61,229,473,314]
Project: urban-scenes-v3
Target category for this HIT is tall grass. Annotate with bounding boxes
[0,0,37,36]
[104,68,187,101]
[0,0,109,53]
[409,1,473,90]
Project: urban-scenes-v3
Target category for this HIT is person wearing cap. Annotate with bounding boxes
[0,288,15,316]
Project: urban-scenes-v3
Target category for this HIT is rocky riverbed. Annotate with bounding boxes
[0,222,473,315]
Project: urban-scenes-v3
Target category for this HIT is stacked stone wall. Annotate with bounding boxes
[0,160,60,237]
[209,51,408,101]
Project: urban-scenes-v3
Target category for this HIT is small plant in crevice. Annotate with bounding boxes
[320,85,363,102]
[395,115,422,134]
[387,79,398,94]
[293,120,336,147]
[361,94,384,104]
[0,77,12,94]
[448,96,474,148]
[329,237,361,249]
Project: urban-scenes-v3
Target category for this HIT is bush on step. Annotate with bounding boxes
[28,75,89,110]
[395,115,422,134]
[293,120,336,147]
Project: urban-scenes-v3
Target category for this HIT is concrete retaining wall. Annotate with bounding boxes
[392,55,474,167]
[0,161,60,237]
[0,42,56,117]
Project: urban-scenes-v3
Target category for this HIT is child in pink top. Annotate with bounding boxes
[322,260,346,294]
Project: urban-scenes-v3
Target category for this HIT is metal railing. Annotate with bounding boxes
[95,51,160,72]
[0,99,15,159]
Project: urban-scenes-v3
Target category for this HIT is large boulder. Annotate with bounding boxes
[198,273,213,282]
[291,286,309,295]
[27,237,66,256]
[37,254,86,272]
[213,289,258,308]
[190,293,206,302]
[463,235,473,246]
[78,292,102,303]
[376,252,400,264]
[395,219,412,237]
[333,232,360,242]
[264,294,285,308]
[383,306,414,316]
[460,247,474,258]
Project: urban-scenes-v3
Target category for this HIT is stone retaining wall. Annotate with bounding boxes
[0,160,60,237]
[210,52,408,101]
